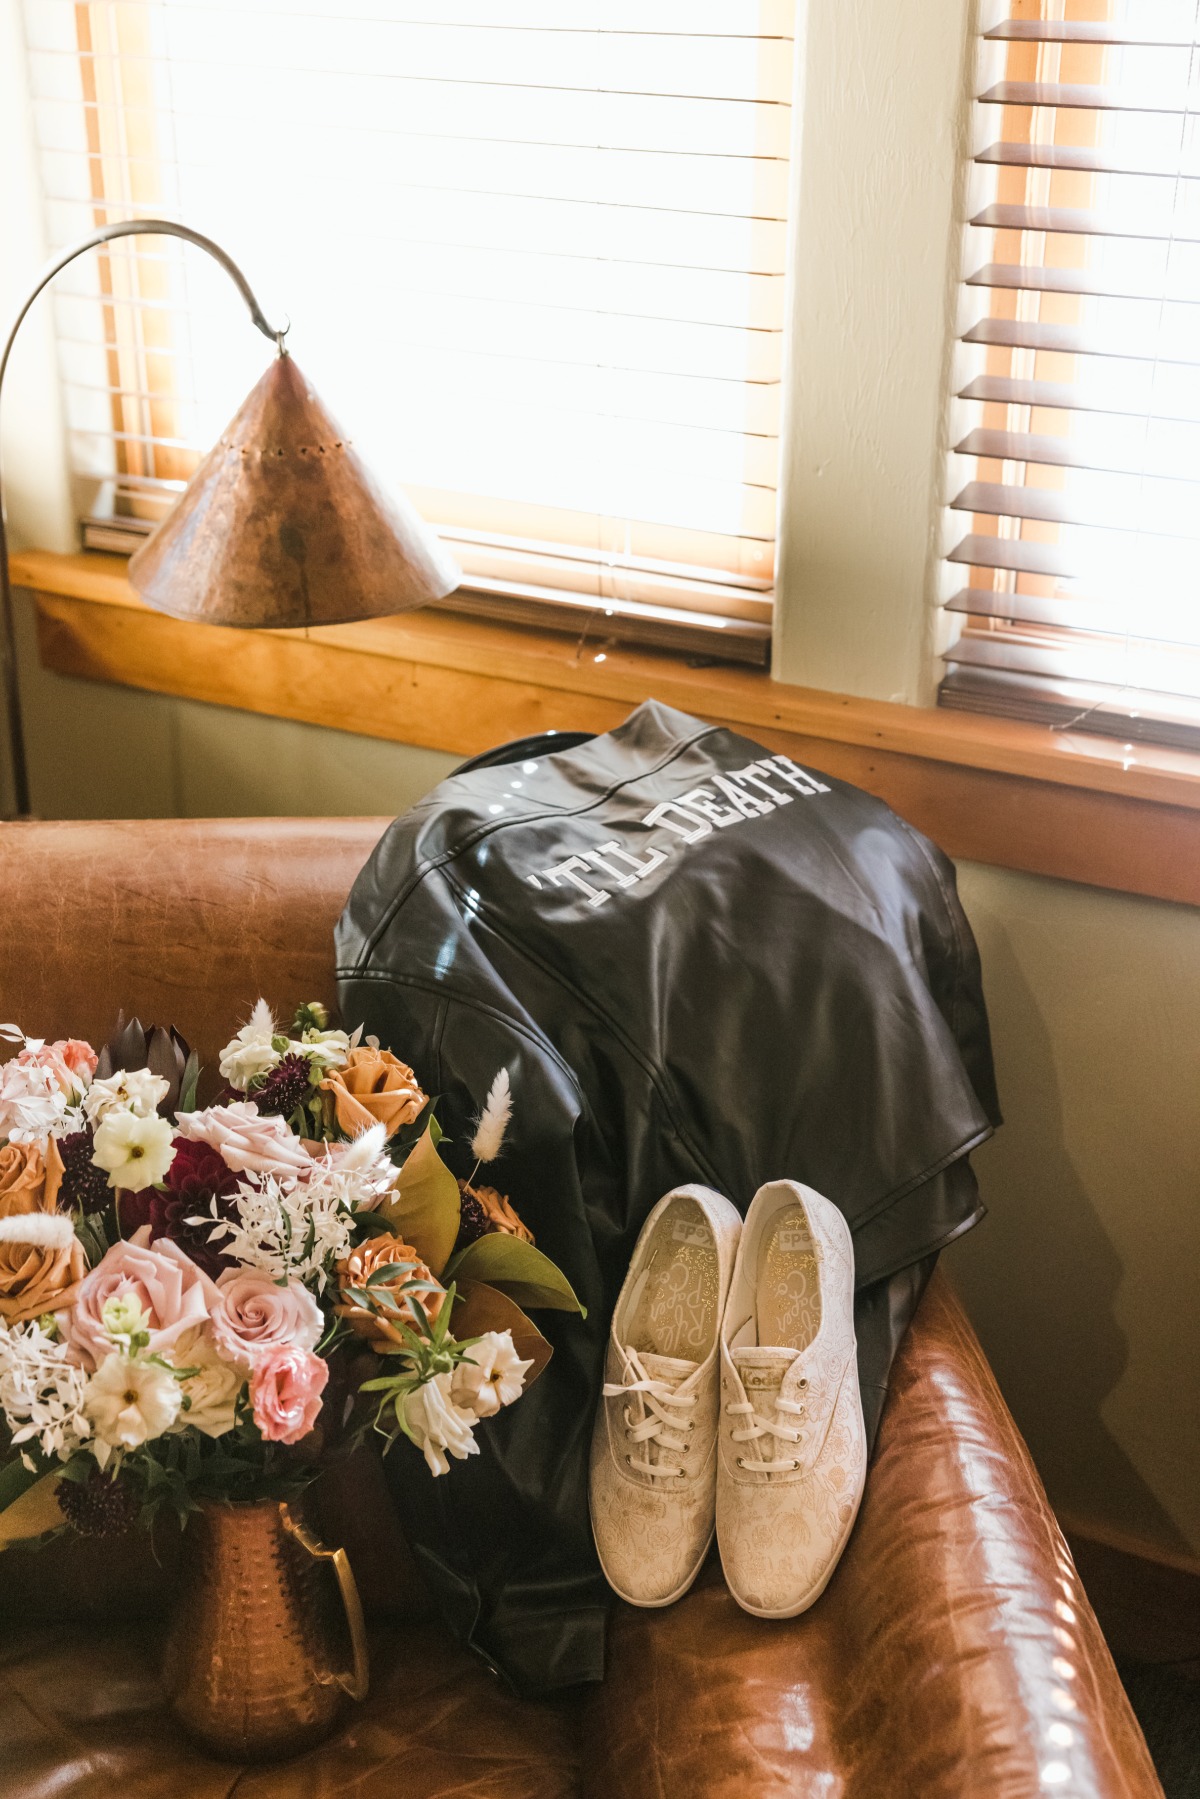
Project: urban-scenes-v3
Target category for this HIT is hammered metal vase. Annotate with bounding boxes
[164,1497,369,1761]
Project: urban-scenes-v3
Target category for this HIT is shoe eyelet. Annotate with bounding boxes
[736,1457,746,1469]
[624,1454,633,1465]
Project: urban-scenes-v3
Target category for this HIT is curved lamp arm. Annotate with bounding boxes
[0,219,286,818]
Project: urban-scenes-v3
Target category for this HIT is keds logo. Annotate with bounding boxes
[526,755,831,909]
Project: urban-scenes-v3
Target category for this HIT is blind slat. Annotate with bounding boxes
[966,262,1200,304]
[977,139,1200,178]
[979,80,1200,116]
[971,202,1200,245]
[985,20,1199,46]
[961,318,1200,366]
[951,482,1200,542]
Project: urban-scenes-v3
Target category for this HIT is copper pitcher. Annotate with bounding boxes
[164,1497,369,1761]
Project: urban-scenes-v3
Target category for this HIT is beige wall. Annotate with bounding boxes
[952,865,1200,1559]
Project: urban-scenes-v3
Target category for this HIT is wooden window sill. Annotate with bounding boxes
[13,548,1200,906]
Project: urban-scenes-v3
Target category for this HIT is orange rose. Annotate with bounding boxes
[460,1181,535,1246]
[320,1048,427,1140]
[0,1217,86,1324]
[335,1235,445,1353]
[0,1138,64,1219]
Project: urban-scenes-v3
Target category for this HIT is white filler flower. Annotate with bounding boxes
[0,1317,92,1464]
[85,1352,182,1463]
[451,1330,534,1418]
[91,1112,176,1193]
[401,1372,480,1477]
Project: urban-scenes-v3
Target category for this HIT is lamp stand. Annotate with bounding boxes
[0,219,285,819]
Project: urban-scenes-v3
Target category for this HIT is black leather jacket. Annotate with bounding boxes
[336,700,1000,1695]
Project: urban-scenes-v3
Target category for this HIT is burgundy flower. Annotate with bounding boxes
[142,1138,242,1277]
[56,1130,111,1216]
[252,1053,314,1120]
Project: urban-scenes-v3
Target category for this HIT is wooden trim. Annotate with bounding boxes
[14,549,1200,907]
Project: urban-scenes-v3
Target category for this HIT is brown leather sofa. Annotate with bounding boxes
[0,818,1163,1797]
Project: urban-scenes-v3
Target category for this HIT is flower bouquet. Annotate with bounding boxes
[0,1002,581,1544]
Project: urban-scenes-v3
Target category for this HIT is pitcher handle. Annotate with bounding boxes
[281,1504,370,1701]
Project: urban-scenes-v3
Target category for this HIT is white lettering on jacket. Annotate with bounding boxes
[526,756,831,907]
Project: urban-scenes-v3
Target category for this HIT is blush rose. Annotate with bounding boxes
[249,1345,328,1445]
[210,1270,323,1370]
[64,1235,219,1370]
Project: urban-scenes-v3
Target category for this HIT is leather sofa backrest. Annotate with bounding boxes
[0,817,390,1063]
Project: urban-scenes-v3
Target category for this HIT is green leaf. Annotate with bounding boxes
[442,1235,585,1315]
[0,1455,44,1514]
[178,1050,202,1114]
[377,1123,462,1277]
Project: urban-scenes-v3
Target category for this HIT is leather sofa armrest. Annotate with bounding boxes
[582,1267,1161,1799]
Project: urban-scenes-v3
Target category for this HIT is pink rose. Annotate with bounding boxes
[172,1102,313,1178]
[17,1038,96,1094]
[54,1040,98,1083]
[210,1270,323,1369]
[63,1235,219,1370]
[249,1346,328,1445]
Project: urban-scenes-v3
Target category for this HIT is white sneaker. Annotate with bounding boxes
[716,1180,866,1618]
[589,1184,742,1607]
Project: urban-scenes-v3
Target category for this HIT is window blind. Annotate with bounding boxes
[20,0,795,664]
[941,0,1200,747]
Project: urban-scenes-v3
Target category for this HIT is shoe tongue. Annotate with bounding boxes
[732,1346,797,1405]
[639,1351,700,1388]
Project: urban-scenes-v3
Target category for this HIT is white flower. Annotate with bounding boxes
[82,1068,169,1126]
[400,1372,479,1477]
[84,1352,181,1463]
[101,1293,151,1344]
[0,1317,92,1463]
[91,1112,176,1192]
[450,1330,533,1419]
[290,1025,356,1075]
[218,999,282,1092]
[168,1328,244,1439]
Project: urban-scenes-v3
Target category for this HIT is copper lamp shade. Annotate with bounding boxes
[128,353,461,628]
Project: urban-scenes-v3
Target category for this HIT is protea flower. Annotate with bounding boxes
[94,1015,198,1116]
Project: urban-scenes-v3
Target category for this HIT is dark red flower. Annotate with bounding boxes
[142,1138,242,1277]
[252,1053,314,1119]
[56,1468,138,1538]
[56,1130,111,1216]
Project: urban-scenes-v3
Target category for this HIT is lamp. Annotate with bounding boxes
[0,218,461,819]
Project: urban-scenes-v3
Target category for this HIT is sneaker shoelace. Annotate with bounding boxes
[726,1353,809,1474]
[603,1347,698,1479]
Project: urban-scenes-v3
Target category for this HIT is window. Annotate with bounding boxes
[20,0,795,664]
[942,1,1200,749]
